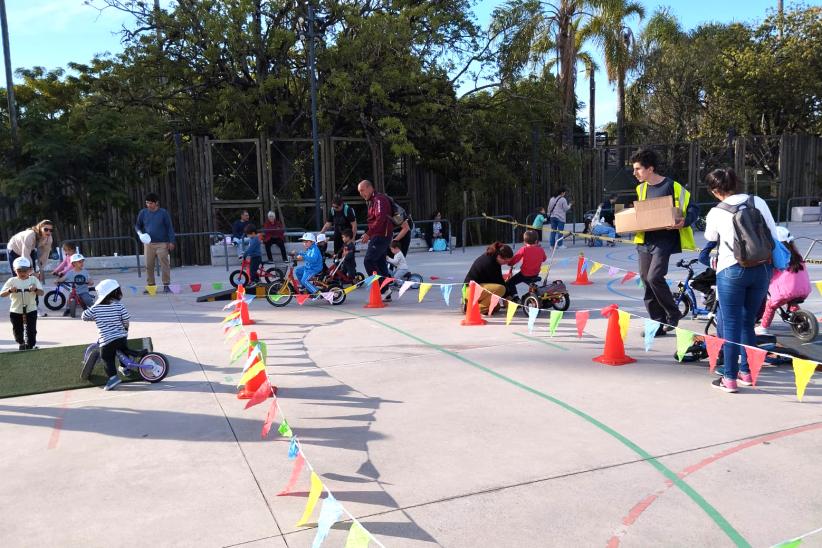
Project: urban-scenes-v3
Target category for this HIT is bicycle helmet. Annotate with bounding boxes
[94,279,121,306]
[299,232,316,242]
[70,253,86,263]
[316,233,327,243]
[775,226,794,243]
[12,257,31,270]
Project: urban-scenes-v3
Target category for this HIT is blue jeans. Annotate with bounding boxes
[295,265,319,293]
[548,218,564,247]
[716,264,771,380]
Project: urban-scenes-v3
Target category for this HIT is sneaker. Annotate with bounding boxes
[163,285,172,294]
[104,376,122,391]
[712,377,738,393]
[118,365,131,377]
[664,312,683,332]
[383,293,392,302]
[754,325,771,336]
[18,344,26,351]
[142,289,150,295]
[428,248,433,252]
[737,372,753,386]
[27,345,38,350]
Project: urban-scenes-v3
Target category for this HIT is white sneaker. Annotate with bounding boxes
[754,325,771,336]
[428,248,433,252]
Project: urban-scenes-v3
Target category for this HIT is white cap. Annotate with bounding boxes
[139,232,152,244]
[299,232,316,242]
[776,226,794,243]
[316,233,327,243]
[12,257,31,270]
[70,253,85,263]
[94,279,120,306]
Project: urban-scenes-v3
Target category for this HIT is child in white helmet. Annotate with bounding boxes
[294,233,323,295]
[81,279,131,390]
[1,257,44,350]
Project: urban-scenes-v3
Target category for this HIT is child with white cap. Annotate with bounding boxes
[57,253,95,312]
[81,279,131,390]
[294,233,323,295]
[1,257,44,350]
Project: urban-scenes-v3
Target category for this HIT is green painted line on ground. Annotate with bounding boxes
[333,308,750,547]
[513,332,570,351]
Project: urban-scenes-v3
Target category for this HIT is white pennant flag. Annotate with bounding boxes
[223,299,242,310]
[322,291,335,304]
[398,280,414,299]
[241,345,262,373]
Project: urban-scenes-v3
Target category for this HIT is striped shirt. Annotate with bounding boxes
[81,302,130,345]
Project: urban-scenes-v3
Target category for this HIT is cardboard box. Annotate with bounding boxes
[614,195,682,233]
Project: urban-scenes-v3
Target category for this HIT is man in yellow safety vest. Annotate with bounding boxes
[630,149,698,337]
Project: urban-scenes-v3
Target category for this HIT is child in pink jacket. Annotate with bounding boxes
[756,227,811,335]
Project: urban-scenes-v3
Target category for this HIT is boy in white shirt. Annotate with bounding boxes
[1,257,44,350]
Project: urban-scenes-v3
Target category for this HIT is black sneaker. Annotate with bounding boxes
[163,285,172,294]
[664,313,683,332]
[383,293,392,302]
[18,344,26,351]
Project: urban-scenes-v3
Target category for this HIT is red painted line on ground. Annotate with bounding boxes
[607,422,822,547]
[47,392,71,450]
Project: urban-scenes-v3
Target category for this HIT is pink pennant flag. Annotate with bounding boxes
[169,284,182,294]
[471,282,483,307]
[575,310,589,338]
[745,346,767,386]
[380,278,395,290]
[244,379,272,410]
[277,453,305,496]
[295,294,310,305]
[620,272,636,284]
[608,266,620,277]
[488,294,501,316]
[261,397,278,438]
[705,336,725,374]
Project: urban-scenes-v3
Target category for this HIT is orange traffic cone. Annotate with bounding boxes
[571,253,593,286]
[235,284,254,325]
[593,305,635,366]
[364,272,386,309]
[461,281,487,326]
[238,332,274,399]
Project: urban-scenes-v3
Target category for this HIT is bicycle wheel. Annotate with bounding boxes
[791,310,819,343]
[520,294,540,317]
[552,293,571,311]
[406,273,423,289]
[229,269,249,288]
[263,267,285,285]
[330,286,346,305]
[672,291,691,319]
[44,290,66,311]
[138,352,170,383]
[354,272,365,284]
[81,343,100,380]
[266,280,293,307]
[704,316,718,337]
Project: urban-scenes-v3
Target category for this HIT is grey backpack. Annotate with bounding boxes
[716,195,774,267]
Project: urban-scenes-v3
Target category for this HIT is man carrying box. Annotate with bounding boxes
[630,149,698,336]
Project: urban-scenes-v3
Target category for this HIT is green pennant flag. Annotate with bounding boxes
[549,310,563,336]
[461,283,467,302]
[345,521,371,548]
[675,328,694,362]
[278,418,293,437]
[212,282,223,290]
[774,540,802,548]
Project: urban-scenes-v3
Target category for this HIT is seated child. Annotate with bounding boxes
[294,233,323,294]
[756,227,811,335]
[386,240,409,282]
[316,233,330,275]
[58,253,94,312]
[1,257,44,350]
[505,230,546,299]
[340,229,357,279]
[52,241,77,278]
[81,279,131,391]
[242,224,263,285]
[590,212,616,247]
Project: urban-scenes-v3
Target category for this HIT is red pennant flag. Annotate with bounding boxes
[430,276,440,280]
[620,272,636,284]
[705,336,725,374]
[261,397,279,438]
[190,283,202,292]
[380,278,395,290]
[244,378,272,410]
[277,453,305,496]
[488,294,501,315]
[295,294,310,305]
[575,310,589,338]
[745,346,767,386]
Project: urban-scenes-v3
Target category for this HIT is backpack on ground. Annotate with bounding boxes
[716,195,774,268]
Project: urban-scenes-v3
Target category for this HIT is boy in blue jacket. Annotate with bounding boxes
[294,233,323,294]
[242,225,263,286]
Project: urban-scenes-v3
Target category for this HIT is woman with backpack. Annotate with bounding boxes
[703,168,778,393]
[547,188,572,248]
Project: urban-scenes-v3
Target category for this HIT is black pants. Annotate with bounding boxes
[505,272,540,298]
[264,238,287,262]
[364,236,391,282]
[101,337,129,377]
[341,255,356,278]
[10,311,37,348]
[638,249,680,324]
[396,220,413,257]
[248,255,262,283]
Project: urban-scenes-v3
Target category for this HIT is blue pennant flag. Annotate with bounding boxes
[644,319,661,352]
[312,494,343,548]
[527,306,539,333]
[288,437,299,459]
[440,284,453,306]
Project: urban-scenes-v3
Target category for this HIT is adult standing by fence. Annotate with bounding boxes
[262,211,287,262]
[135,193,176,293]
[547,188,572,248]
[320,196,357,257]
[630,149,698,336]
[357,179,393,301]
[7,219,54,280]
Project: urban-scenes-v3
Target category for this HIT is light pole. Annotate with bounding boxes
[0,0,19,152]
[307,3,322,231]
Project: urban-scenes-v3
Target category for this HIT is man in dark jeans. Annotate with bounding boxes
[357,179,393,302]
[630,149,699,336]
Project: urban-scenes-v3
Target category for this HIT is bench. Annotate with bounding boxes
[791,206,822,222]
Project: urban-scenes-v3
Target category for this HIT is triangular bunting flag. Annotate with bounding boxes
[223,299,242,310]
[644,320,661,352]
[775,540,802,548]
[527,306,539,333]
[549,310,563,336]
[617,310,630,340]
[608,266,620,277]
[296,294,311,305]
[344,284,358,294]
[636,277,644,288]
[471,282,483,307]
[745,346,767,386]
[816,281,822,298]
[277,453,305,496]
[379,278,394,290]
[312,493,343,548]
[222,318,242,332]
[238,360,265,387]
[222,310,240,323]
[241,346,262,373]
[363,274,376,286]
[675,328,694,362]
[212,282,223,290]
[224,325,244,341]
[345,521,371,548]
[169,284,181,294]
[575,310,588,338]
[620,272,636,284]
[506,302,518,325]
[589,262,603,275]
[244,379,272,409]
[261,398,278,438]
[539,265,549,275]
[145,285,157,296]
[792,358,817,402]
[396,281,413,299]
[461,283,467,302]
[440,284,453,306]
[128,285,138,295]
[295,471,324,527]
[488,294,501,316]
[230,335,249,356]
[190,283,202,292]
[278,418,293,437]
[705,336,725,373]
[288,437,299,459]
[322,292,335,304]
[418,283,432,302]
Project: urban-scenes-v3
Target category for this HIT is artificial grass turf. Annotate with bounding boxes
[0,338,153,398]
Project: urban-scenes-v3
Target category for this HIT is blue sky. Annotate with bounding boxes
[3,0,781,129]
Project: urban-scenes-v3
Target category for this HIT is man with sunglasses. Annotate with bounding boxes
[135,193,176,293]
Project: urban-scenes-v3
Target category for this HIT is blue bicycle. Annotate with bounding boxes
[671,259,716,321]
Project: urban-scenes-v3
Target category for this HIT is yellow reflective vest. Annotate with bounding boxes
[633,181,697,251]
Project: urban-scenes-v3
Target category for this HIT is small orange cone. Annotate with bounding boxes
[235,284,254,325]
[593,305,635,366]
[364,272,386,309]
[238,332,274,399]
[461,281,487,326]
[571,253,593,286]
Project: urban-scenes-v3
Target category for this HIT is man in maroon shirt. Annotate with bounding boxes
[358,179,394,300]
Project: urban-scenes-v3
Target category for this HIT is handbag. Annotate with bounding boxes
[771,237,790,270]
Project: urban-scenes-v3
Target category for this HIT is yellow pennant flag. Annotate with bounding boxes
[344,285,358,294]
[792,358,817,401]
[296,471,324,527]
[816,281,822,298]
[224,325,243,342]
[145,285,157,296]
[589,262,604,275]
[617,310,630,340]
[238,359,265,387]
[539,265,549,275]
[418,283,432,302]
[230,335,249,356]
[222,310,240,323]
[506,302,518,325]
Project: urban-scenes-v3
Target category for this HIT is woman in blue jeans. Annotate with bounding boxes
[703,168,777,393]
[547,188,572,248]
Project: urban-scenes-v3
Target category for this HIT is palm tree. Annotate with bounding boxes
[579,0,645,163]
[578,52,599,148]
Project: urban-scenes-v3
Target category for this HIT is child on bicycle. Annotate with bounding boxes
[294,233,323,295]
[1,257,44,350]
[52,241,77,278]
[505,230,546,300]
[756,227,811,335]
[81,279,131,391]
[340,229,357,279]
[386,240,409,282]
[242,224,263,286]
[57,253,95,313]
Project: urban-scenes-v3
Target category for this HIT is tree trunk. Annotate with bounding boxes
[617,71,626,166]
[589,69,595,149]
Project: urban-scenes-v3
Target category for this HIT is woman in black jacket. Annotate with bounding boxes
[464,242,514,314]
